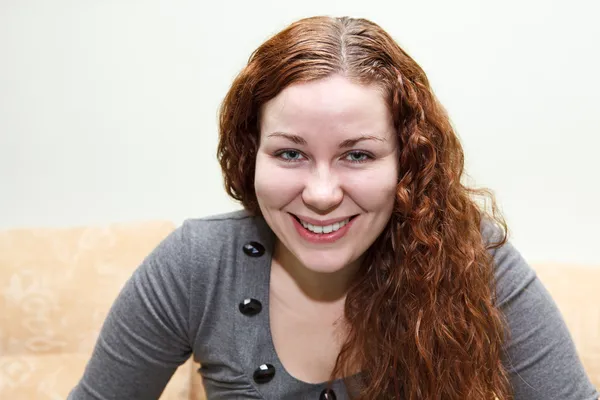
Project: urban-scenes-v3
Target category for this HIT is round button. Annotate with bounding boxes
[320,388,337,400]
[243,241,265,257]
[253,363,275,384]
[238,298,262,316]
[319,389,337,400]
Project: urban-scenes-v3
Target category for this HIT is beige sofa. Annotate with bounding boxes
[0,221,598,399]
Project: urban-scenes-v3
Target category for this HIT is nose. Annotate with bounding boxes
[301,165,343,212]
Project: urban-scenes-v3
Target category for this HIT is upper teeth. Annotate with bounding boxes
[300,218,350,234]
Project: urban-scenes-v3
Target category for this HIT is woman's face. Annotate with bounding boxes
[255,74,398,274]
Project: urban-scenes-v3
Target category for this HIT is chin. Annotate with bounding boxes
[295,252,356,274]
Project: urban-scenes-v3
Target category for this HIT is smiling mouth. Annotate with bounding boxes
[290,213,358,234]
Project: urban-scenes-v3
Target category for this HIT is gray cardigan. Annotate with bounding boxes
[68,210,599,399]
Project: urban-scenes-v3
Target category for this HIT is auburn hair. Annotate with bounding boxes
[217,16,512,400]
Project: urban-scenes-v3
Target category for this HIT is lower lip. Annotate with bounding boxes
[290,214,356,244]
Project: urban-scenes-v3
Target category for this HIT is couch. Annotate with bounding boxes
[0,221,598,399]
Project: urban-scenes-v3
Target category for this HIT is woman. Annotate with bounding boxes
[69,16,598,399]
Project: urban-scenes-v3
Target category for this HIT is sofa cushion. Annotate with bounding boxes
[0,355,193,399]
[533,263,600,389]
[0,221,195,399]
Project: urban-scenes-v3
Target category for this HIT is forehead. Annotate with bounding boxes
[259,75,393,138]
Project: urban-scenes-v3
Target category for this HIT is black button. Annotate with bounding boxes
[320,388,337,400]
[238,298,262,316]
[253,363,275,384]
[243,241,265,257]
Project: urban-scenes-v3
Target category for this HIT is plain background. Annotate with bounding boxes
[1,0,599,265]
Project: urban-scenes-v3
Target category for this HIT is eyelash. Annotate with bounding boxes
[274,149,374,164]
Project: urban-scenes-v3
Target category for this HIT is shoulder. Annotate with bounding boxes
[183,209,261,235]
[144,209,271,277]
[480,217,536,307]
[481,220,599,397]
[181,209,272,251]
[176,209,274,276]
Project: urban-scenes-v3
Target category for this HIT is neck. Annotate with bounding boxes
[271,240,362,304]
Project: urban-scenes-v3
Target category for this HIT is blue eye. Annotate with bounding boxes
[277,150,304,162]
[274,150,373,163]
[345,151,371,163]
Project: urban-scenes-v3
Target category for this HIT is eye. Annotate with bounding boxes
[344,151,372,163]
[276,150,305,162]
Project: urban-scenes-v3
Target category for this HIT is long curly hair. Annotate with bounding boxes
[217,16,512,400]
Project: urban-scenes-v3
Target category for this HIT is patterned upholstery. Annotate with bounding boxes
[0,223,597,398]
[0,222,203,399]
[533,263,600,388]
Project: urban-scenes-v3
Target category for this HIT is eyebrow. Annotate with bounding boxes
[266,132,386,148]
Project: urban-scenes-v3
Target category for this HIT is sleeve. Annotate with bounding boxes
[486,224,599,399]
[67,221,195,399]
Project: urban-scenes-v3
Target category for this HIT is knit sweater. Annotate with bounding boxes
[68,210,599,399]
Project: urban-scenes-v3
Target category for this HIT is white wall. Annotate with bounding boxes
[1,0,599,265]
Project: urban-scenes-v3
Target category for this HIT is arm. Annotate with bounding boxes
[68,222,194,399]
[487,226,599,399]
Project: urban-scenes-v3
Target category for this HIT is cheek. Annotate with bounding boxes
[342,166,398,208]
[254,155,304,207]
